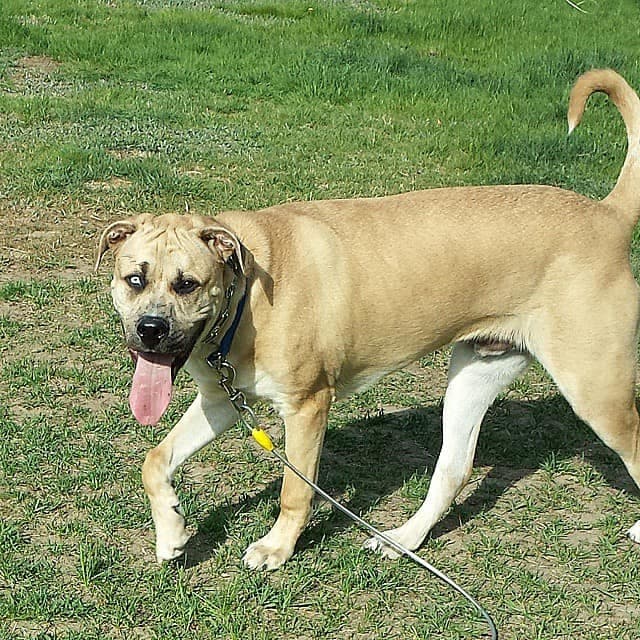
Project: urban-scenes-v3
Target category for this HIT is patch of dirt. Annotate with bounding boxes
[5,55,71,96]
[0,199,105,280]
[107,149,153,160]
[5,621,88,639]
[85,177,134,191]
[18,55,60,72]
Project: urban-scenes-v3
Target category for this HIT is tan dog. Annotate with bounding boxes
[97,69,640,569]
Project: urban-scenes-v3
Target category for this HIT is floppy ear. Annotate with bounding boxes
[200,225,252,275]
[94,220,137,272]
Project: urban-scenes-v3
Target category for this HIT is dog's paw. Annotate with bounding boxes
[362,530,406,560]
[628,520,640,544]
[152,503,190,563]
[155,530,190,564]
[363,524,426,560]
[243,536,294,571]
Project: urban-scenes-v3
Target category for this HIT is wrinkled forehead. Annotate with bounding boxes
[115,225,214,278]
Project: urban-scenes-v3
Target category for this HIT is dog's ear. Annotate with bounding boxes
[95,220,137,272]
[200,225,253,275]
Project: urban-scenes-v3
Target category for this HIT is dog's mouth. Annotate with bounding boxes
[128,350,189,426]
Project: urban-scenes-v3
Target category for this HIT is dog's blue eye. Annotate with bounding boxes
[125,274,145,291]
[173,279,199,295]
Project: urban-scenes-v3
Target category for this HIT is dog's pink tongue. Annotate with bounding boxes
[129,353,174,426]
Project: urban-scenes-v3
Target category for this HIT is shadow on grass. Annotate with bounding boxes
[181,394,637,568]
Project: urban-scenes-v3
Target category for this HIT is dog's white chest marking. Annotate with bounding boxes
[336,369,390,399]
[250,370,292,416]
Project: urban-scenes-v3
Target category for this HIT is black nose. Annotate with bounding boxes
[136,315,170,349]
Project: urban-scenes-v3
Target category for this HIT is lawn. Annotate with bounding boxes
[1,1,640,638]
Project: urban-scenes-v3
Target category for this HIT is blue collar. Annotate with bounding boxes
[216,285,247,358]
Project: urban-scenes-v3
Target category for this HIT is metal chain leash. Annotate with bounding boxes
[206,352,274,450]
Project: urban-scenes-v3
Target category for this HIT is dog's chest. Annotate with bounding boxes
[187,354,292,415]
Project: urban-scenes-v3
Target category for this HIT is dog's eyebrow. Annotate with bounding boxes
[138,261,149,275]
[173,269,197,282]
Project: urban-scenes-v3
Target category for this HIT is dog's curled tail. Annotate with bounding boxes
[568,68,640,224]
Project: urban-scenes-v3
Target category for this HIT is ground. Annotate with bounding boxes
[1,5,640,638]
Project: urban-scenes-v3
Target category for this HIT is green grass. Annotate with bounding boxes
[1,1,640,639]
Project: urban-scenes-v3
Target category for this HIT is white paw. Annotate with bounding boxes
[153,504,190,563]
[362,529,408,560]
[243,536,294,571]
[155,525,190,563]
[628,520,640,544]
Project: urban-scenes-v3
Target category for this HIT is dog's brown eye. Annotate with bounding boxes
[173,278,199,295]
[125,274,146,291]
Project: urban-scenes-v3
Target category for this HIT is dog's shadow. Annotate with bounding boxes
[181,394,637,568]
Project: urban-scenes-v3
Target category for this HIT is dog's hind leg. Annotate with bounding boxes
[365,341,531,558]
[142,391,238,563]
[531,286,640,544]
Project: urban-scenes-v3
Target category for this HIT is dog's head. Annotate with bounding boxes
[96,213,250,425]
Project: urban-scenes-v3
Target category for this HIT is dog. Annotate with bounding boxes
[96,69,640,569]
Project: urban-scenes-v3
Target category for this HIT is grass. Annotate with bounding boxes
[1,0,640,638]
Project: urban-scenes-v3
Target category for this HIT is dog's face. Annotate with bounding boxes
[96,213,248,424]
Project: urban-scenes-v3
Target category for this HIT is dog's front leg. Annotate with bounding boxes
[243,389,332,570]
[142,391,237,563]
